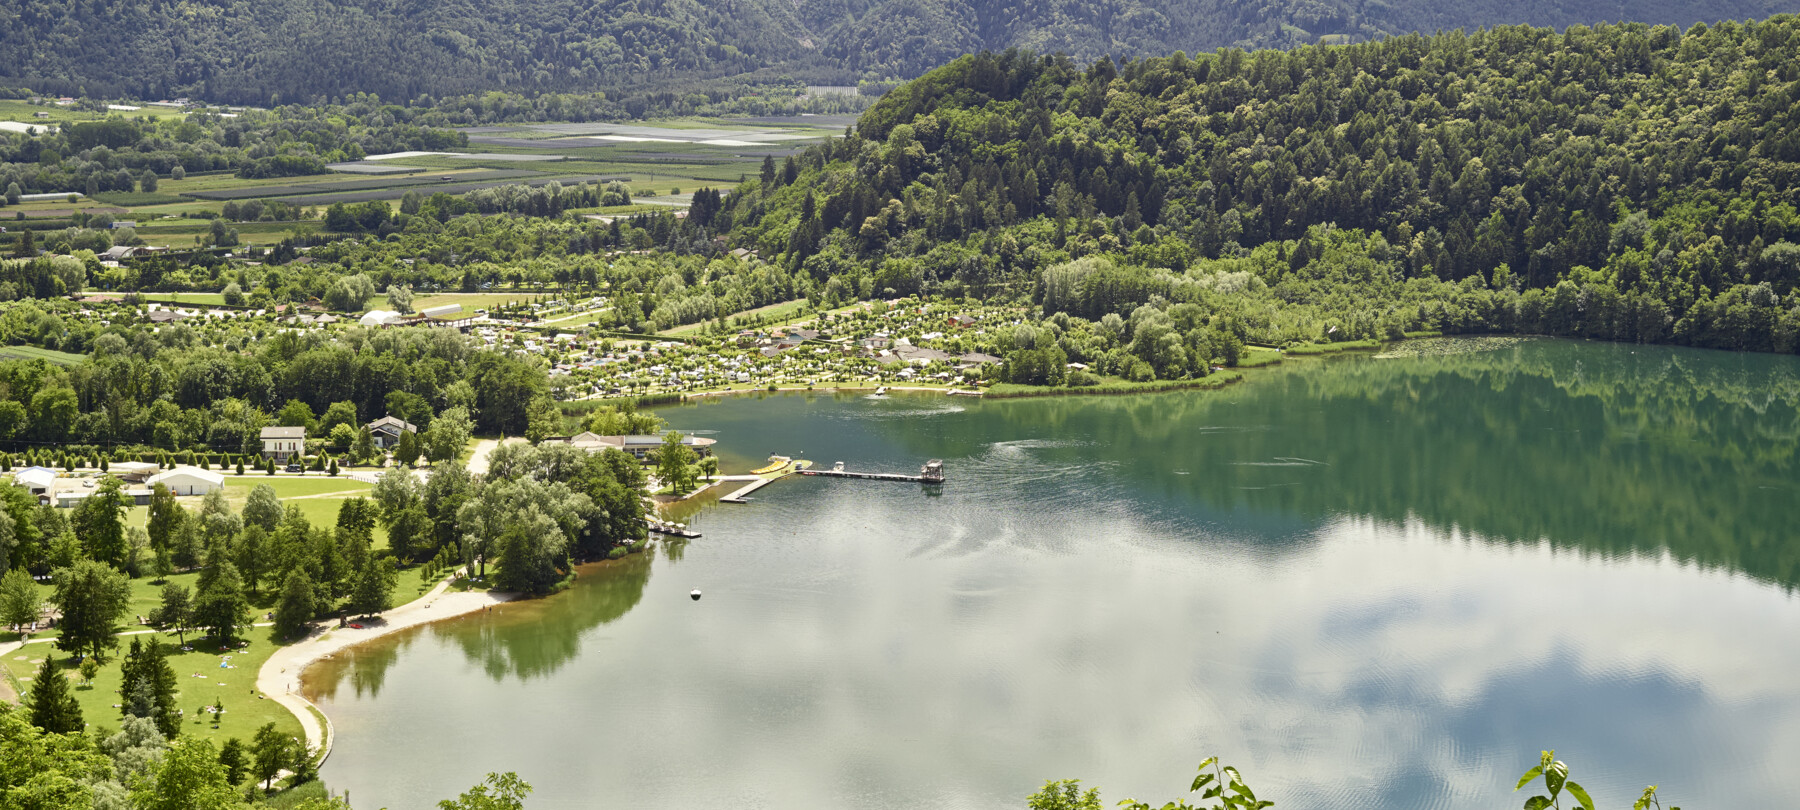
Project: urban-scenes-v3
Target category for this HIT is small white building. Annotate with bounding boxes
[261,425,305,462]
[146,467,225,496]
[13,466,56,495]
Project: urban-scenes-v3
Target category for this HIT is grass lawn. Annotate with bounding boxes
[17,564,283,645]
[662,298,813,335]
[1,630,303,745]
[538,308,614,327]
[0,345,87,365]
[409,292,543,312]
[214,475,387,548]
[217,475,373,499]
[132,292,229,305]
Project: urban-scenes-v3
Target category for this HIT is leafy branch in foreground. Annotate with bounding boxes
[1028,757,1270,810]
[1514,749,1680,810]
[1037,750,1679,810]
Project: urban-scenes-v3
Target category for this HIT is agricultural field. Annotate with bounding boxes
[181,169,541,201]
[0,99,190,126]
[132,219,315,248]
[0,113,831,255]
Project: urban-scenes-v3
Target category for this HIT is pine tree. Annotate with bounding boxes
[117,637,179,736]
[395,429,422,467]
[219,737,248,784]
[147,640,180,737]
[26,654,83,733]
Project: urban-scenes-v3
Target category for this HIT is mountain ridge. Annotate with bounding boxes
[2,0,1794,104]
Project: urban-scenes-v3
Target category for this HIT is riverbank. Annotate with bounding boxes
[256,577,519,762]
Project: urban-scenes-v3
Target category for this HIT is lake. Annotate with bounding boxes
[304,337,1800,809]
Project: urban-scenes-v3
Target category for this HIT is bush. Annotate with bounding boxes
[1066,369,1101,387]
[606,546,628,560]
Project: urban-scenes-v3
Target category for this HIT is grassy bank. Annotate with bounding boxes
[1282,339,1382,355]
[987,370,1245,399]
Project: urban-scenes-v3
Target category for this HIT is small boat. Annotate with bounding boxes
[920,459,945,483]
[875,386,888,395]
[832,461,845,472]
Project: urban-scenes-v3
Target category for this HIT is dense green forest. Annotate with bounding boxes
[714,18,1800,369]
[0,305,549,452]
[1,0,1790,104]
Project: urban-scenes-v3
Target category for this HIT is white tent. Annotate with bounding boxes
[359,309,403,327]
[146,467,225,496]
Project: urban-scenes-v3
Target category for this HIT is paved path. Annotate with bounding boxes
[255,577,517,761]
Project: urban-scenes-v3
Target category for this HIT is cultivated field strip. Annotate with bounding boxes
[183,169,545,201]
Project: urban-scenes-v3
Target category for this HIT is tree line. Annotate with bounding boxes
[715,20,1800,367]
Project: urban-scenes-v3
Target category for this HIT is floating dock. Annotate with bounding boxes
[800,469,933,482]
[719,458,814,504]
[799,459,945,484]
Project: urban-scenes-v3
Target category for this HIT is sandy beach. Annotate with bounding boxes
[255,578,518,760]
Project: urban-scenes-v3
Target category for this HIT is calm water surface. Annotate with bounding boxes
[306,338,1800,809]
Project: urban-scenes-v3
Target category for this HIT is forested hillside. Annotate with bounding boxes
[1,0,1791,104]
[714,19,1800,371]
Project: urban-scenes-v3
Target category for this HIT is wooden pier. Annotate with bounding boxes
[643,518,701,538]
[719,477,777,504]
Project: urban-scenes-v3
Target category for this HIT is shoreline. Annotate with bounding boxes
[256,577,519,763]
[676,383,977,400]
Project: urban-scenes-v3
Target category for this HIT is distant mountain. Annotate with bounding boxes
[1,0,1794,104]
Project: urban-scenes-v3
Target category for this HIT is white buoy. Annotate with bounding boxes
[690,589,702,601]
